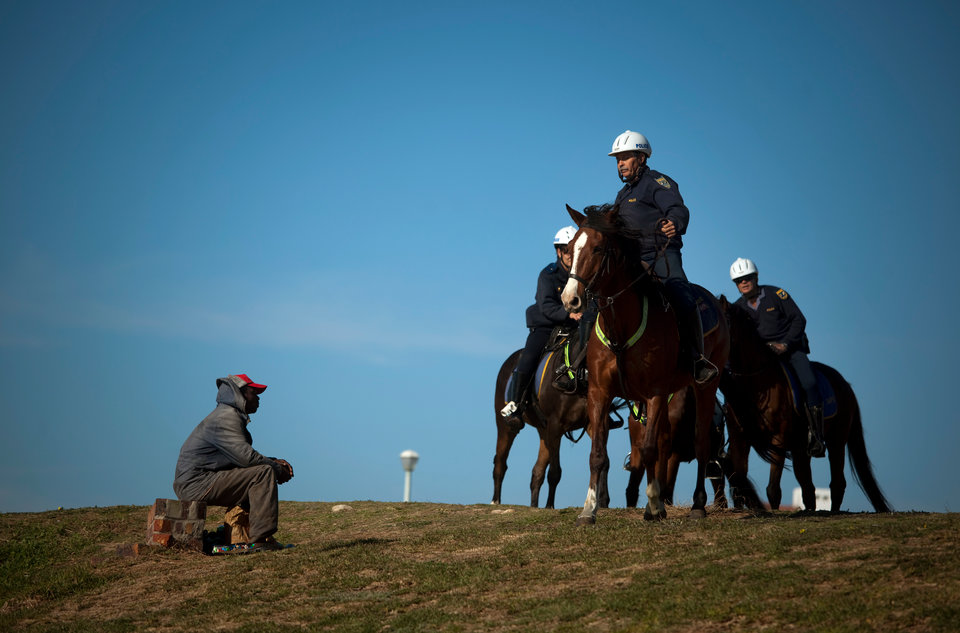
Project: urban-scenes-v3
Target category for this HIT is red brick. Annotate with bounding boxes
[151,533,173,547]
[187,502,206,521]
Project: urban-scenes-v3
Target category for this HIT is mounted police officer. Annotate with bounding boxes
[730,257,826,457]
[609,130,718,384]
[500,226,582,429]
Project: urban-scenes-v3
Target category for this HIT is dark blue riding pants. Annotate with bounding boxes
[787,350,822,408]
[517,326,552,377]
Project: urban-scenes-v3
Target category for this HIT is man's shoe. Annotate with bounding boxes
[246,537,292,553]
[500,401,524,431]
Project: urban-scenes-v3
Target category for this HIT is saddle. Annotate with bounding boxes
[501,326,584,407]
[540,326,587,397]
[780,363,838,419]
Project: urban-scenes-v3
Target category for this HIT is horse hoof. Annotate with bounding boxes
[643,509,665,522]
[689,508,706,520]
[575,515,596,526]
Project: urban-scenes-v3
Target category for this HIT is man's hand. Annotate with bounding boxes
[569,312,582,321]
[767,342,788,355]
[659,220,677,238]
[275,459,294,484]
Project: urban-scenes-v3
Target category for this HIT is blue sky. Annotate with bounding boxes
[2,1,958,514]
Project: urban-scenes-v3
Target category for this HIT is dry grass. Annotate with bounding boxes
[1,502,958,632]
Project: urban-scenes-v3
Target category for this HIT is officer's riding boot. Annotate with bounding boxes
[805,404,826,458]
[500,370,531,431]
[676,303,718,384]
[665,281,718,385]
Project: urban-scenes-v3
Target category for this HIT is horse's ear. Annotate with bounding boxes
[566,204,586,227]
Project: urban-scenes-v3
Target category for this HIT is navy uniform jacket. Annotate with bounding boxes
[614,166,690,257]
[525,259,577,329]
[735,285,810,353]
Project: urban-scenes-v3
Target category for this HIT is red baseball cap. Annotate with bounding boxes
[225,374,267,394]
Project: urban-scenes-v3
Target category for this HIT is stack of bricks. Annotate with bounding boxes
[146,498,206,551]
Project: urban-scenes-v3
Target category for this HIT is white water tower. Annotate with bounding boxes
[400,450,419,502]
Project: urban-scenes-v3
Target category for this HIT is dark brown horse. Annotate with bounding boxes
[720,298,892,512]
[561,204,730,523]
[493,347,622,509]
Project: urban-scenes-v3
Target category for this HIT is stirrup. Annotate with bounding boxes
[694,356,719,384]
[500,401,517,418]
[706,460,723,480]
[807,432,826,458]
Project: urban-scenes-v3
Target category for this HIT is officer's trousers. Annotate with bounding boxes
[517,326,552,377]
[787,350,822,408]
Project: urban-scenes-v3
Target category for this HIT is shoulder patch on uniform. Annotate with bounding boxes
[654,176,671,188]
[776,288,789,300]
[627,198,637,202]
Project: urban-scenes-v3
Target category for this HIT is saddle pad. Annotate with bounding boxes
[502,346,564,404]
[780,363,838,419]
[535,349,561,400]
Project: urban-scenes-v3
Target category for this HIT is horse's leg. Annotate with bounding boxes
[625,414,644,508]
[642,395,668,521]
[688,388,712,519]
[544,429,563,510]
[824,412,846,512]
[492,422,519,504]
[724,408,750,509]
[711,476,727,508]
[794,453,817,511]
[828,437,847,512]
[576,392,611,526]
[663,453,680,506]
[598,451,611,509]
[529,432,549,508]
[766,457,785,510]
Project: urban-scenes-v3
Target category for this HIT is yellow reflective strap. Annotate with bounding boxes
[594,296,649,350]
[563,342,574,378]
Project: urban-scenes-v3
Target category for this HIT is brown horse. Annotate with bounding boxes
[561,204,730,523]
[493,347,625,509]
[720,298,892,512]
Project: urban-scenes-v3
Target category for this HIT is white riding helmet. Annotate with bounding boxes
[554,226,577,246]
[730,258,758,280]
[608,130,652,157]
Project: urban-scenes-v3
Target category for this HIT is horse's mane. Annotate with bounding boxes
[581,204,648,270]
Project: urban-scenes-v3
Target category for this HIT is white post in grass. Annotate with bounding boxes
[400,450,419,502]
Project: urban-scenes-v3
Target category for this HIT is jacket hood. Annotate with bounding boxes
[214,376,249,419]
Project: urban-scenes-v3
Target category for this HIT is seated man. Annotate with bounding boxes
[729,258,826,457]
[173,374,295,551]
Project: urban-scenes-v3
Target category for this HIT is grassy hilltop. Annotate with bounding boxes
[1,502,958,632]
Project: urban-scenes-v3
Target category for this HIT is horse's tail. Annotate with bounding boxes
[841,375,893,513]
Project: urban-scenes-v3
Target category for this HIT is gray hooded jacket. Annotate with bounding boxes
[173,377,283,501]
